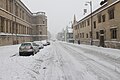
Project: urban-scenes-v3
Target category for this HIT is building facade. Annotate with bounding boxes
[57,27,74,43]
[0,0,47,46]
[66,27,74,43]
[72,0,120,49]
[32,12,47,41]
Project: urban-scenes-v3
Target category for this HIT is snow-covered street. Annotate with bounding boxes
[0,41,120,80]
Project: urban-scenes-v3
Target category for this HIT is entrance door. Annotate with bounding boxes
[100,36,104,47]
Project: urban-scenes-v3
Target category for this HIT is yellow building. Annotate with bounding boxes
[72,0,120,49]
[0,0,47,46]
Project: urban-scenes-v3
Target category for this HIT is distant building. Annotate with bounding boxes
[72,0,120,49]
[57,32,64,41]
[66,27,74,43]
[57,27,74,43]
[0,0,47,46]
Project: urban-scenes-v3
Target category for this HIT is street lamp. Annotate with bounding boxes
[85,1,93,45]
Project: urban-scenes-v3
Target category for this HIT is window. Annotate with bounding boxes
[111,28,117,39]
[96,32,99,39]
[12,22,15,33]
[86,33,88,38]
[22,11,24,19]
[6,0,8,11]
[43,21,45,24]
[100,30,104,34]
[93,21,96,29]
[10,21,12,33]
[102,15,106,22]
[15,4,18,16]
[108,8,114,20]
[82,22,84,28]
[98,14,101,23]
[87,19,90,26]
[84,21,86,27]
[1,17,5,32]
[6,20,8,33]
[40,32,42,35]
[16,24,18,34]
[10,0,13,13]
[20,9,22,18]
[90,31,92,38]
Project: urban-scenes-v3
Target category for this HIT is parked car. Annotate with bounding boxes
[38,42,44,49]
[19,42,39,56]
[41,40,48,46]
[34,41,44,49]
[47,41,50,45]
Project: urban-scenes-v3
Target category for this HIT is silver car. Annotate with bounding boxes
[19,42,39,56]
[34,41,44,49]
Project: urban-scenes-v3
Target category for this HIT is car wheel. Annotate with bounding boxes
[31,51,34,56]
[19,52,22,56]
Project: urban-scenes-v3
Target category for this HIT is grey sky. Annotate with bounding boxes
[21,0,101,34]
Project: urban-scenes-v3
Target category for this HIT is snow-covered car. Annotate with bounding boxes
[19,42,39,56]
[38,42,44,49]
[34,41,44,49]
[47,41,50,45]
[41,40,48,46]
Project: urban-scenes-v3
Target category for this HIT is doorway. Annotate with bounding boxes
[100,36,105,47]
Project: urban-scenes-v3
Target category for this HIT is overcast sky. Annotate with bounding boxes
[21,0,102,35]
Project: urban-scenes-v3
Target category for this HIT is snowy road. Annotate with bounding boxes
[0,41,120,80]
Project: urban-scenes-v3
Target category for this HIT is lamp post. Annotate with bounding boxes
[85,1,93,45]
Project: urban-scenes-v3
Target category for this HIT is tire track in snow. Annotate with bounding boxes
[53,43,87,80]
[51,44,68,80]
[64,43,120,73]
[60,42,120,80]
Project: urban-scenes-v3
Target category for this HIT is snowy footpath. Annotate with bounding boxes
[0,41,120,80]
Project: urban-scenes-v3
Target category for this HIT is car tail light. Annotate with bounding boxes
[30,46,33,49]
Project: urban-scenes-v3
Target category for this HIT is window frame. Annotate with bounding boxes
[110,28,117,39]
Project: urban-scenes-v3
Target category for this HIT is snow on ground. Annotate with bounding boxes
[0,41,120,80]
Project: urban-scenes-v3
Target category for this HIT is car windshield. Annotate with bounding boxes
[21,43,31,46]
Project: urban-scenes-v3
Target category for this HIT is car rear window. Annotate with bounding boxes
[21,43,31,46]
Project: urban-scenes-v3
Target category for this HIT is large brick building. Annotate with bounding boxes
[72,0,120,49]
[0,0,47,46]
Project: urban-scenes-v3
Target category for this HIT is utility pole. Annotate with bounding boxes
[85,1,93,45]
